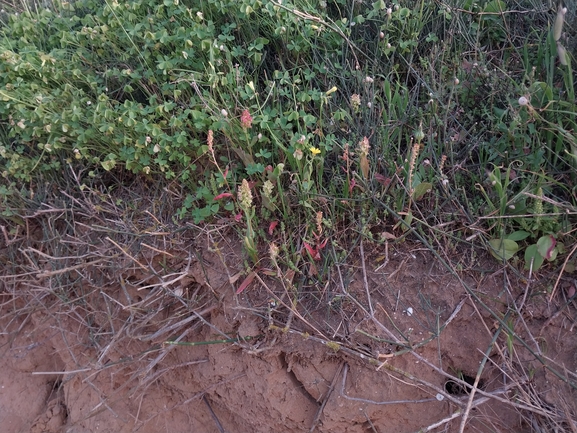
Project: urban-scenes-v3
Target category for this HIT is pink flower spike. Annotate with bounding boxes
[234,212,243,222]
[240,109,253,129]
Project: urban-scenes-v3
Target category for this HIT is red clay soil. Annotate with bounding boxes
[1,239,576,433]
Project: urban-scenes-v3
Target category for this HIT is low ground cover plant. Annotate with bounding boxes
[0,0,576,280]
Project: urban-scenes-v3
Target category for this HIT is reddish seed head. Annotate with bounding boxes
[240,109,253,129]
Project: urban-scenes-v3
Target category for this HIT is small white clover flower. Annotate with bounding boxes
[379,31,385,39]
[454,77,459,85]
[221,109,228,117]
[365,76,374,83]
[518,96,529,106]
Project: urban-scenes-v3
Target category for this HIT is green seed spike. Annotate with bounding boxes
[557,42,568,66]
[553,3,565,42]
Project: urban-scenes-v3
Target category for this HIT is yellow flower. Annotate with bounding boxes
[310,147,321,155]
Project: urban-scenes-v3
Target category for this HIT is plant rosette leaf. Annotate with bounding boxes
[506,231,531,241]
[488,239,519,261]
[413,182,432,200]
[536,235,558,261]
[524,244,545,271]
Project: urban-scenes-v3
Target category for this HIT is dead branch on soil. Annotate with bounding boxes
[203,395,226,433]
[309,362,344,433]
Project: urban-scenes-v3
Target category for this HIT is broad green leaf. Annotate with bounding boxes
[488,239,519,261]
[506,231,531,241]
[484,0,505,13]
[413,182,432,200]
[536,235,557,261]
[524,244,545,271]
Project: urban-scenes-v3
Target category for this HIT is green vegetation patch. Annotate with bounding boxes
[1,0,576,272]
